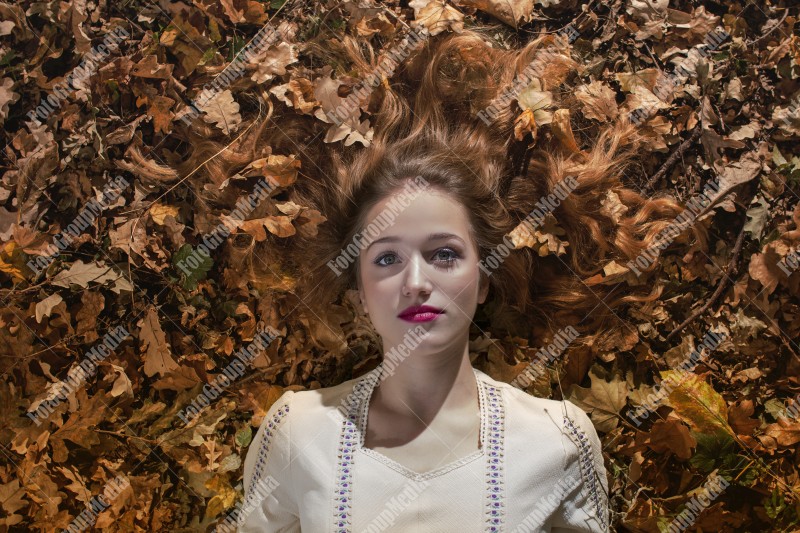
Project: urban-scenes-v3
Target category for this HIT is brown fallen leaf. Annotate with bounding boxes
[138,305,180,377]
[764,416,800,447]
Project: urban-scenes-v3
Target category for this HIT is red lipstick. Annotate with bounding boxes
[398,305,444,323]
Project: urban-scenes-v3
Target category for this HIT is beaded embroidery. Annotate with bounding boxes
[482,383,506,532]
[331,368,506,532]
[243,401,291,514]
[562,415,608,531]
[332,374,377,532]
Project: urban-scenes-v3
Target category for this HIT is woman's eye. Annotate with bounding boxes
[373,248,460,267]
[434,248,460,264]
[374,252,398,266]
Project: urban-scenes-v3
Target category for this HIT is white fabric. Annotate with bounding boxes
[239,366,610,532]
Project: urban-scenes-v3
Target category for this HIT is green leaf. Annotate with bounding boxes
[689,432,735,473]
[235,425,252,448]
[173,244,213,291]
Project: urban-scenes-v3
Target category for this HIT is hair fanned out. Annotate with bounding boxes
[157,23,688,352]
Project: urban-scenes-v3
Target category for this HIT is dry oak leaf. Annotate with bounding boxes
[250,42,299,85]
[35,293,63,323]
[0,77,20,126]
[408,0,464,36]
[148,95,176,135]
[50,390,110,462]
[728,399,760,437]
[239,154,300,188]
[131,54,175,79]
[198,89,242,135]
[0,479,27,527]
[270,78,317,114]
[508,212,569,257]
[772,95,800,137]
[764,416,800,447]
[565,365,628,432]
[138,305,180,377]
[575,81,619,122]
[454,0,534,27]
[551,109,581,154]
[239,216,295,240]
[149,203,181,225]
[51,259,133,294]
[645,418,696,460]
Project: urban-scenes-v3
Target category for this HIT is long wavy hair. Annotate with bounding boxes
[122,23,689,372]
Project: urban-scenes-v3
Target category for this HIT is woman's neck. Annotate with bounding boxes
[371,341,477,423]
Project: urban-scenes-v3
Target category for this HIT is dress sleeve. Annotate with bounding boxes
[550,399,611,533]
[238,390,300,533]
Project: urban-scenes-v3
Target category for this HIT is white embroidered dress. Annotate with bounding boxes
[239,366,610,532]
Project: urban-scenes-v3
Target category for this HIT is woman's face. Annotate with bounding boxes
[357,186,489,355]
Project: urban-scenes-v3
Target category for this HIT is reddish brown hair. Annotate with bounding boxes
[123,24,687,351]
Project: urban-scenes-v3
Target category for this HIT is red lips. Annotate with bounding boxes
[398,305,444,318]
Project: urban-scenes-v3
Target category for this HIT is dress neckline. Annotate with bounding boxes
[354,365,487,481]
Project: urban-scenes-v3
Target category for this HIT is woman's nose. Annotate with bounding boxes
[402,255,433,296]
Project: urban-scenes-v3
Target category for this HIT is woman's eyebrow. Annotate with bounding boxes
[366,232,465,250]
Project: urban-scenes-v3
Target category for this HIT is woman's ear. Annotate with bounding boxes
[478,272,489,305]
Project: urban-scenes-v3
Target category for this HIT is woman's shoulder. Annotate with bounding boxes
[266,373,371,438]
[473,366,600,442]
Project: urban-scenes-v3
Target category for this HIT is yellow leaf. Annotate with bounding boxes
[0,241,26,282]
[149,203,180,225]
[660,370,734,438]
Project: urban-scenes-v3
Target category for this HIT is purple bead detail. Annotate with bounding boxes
[332,375,378,532]
[244,402,290,519]
[563,415,608,531]
[482,382,506,532]
[251,403,290,485]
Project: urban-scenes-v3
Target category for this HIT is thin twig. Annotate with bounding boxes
[665,219,748,341]
[746,8,790,47]
[645,125,703,191]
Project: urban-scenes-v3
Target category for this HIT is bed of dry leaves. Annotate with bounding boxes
[1,0,799,531]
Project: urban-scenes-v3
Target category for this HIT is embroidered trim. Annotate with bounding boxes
[331,368,507,532]
[483,382,506,532]
[244,401,290,513]
[332,374,376,532]
[563,415,608,531]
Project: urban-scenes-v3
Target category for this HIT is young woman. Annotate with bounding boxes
[143,21,682,533]
[239,174,614,531]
